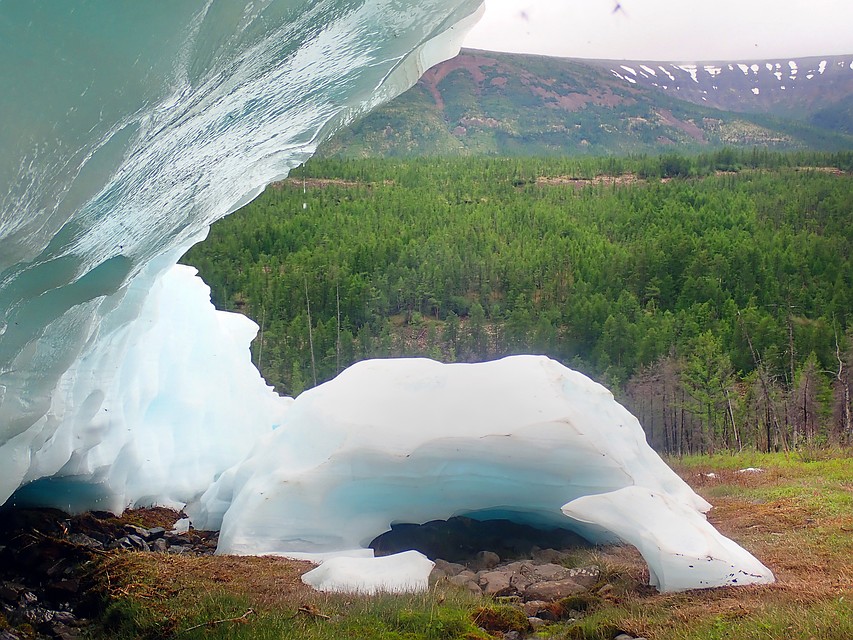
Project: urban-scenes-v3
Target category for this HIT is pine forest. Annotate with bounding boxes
[183,149,853,455]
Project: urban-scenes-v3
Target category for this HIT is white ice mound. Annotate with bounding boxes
[192,356,771,592]
[302,550,435,594]
[562,487,775,591]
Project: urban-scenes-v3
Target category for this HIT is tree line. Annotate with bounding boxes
[183,149,853,454]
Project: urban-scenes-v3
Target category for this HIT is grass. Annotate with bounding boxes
[88,450,852,639]
[91,553,491,640]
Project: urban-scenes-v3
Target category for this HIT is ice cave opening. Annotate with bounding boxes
[369,515,590,563]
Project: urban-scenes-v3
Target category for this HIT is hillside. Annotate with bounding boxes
[317,50,853,157]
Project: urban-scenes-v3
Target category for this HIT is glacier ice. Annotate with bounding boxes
[0,1,774,595]
[189,356,773,593]
[0,0,483,508]
[8,263,291,514]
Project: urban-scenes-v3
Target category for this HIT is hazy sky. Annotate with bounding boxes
[463,0,853,61]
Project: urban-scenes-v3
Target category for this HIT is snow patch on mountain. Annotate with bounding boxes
[604,54,853,112]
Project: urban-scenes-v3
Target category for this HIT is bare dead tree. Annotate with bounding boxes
[835,327,852,443]
[737,311,788,452]
[304,274,317,387]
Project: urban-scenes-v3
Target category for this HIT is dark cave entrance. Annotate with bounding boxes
[369,515,590,563]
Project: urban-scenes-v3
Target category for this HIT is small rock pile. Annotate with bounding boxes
[90,523,218,556]
[427,546,653,639]
[431,550,601,601]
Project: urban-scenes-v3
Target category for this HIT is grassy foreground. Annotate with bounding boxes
[89,451,852,640]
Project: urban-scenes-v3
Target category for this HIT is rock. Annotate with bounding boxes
[464,581,482,595]
[52,611,78,626]
[14,604,53,626]
[430,559,468,585]
[166,545,187,555]
[0,582,24,603]
[503,632,521,640]
[531,563,571,581]
[478,570,514,596]
[67,533,103,550]
[46,558,69,577]
[51,622,82,640]
[151,538,169,553]
[145,527,166,540]
[433,559,466,577]
[509,572,535,593]
[614,634,634,640]
[448,569,476,585]
[125,535,150,551]
[523,578,586,601]
[164,531,188,544]
[565,565,600,590]
[531,547,566,564]
[0,631,23,640]
[448,570,481,594]
[47,579,80,597]
[470,550,500,571]
[124,524,149,538]
[597,583,614,596]
[522,600,550,617]
[20,591,37,606]
[528,616,546,630]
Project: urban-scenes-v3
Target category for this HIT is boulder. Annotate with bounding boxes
[565,565,600,589]
[523,578,587,601]
[0,581,25,603]
[67,533,103,550]
[522,600,550,617]
[145,526,166,540]
[470,550,500,571]
[528,617,546,630]
[531,563,572,581]
[478,570,514,596]
[432,559,466,577]
[151,538,169,553]
[531,547,567,565]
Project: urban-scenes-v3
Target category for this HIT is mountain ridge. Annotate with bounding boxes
[318,49,853,157]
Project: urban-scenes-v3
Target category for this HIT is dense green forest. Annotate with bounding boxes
[183,149,853,454]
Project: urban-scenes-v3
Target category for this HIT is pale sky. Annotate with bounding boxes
[463,0,853,61]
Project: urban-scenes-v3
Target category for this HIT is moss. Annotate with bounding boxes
[555,594,602,617]
[562,621,621,640]
[471,604,530,634]
[15,623,36,639]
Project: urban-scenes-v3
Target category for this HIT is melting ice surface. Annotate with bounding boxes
[0,2,773,594]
